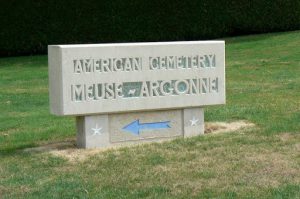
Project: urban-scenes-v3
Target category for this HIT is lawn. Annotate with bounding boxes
[0,31,300,198]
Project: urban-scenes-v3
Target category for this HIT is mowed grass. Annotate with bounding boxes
[0,31,300,198]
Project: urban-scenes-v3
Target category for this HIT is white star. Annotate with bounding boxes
[190,117,199,126]
[91,124,102,136]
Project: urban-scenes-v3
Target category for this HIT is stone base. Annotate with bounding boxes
[76,108,204,149]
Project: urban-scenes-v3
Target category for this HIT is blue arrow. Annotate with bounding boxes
[122,120,171,135]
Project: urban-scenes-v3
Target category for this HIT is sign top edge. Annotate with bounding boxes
[48,40,225,48]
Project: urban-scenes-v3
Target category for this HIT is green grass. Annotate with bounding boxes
[0,31,300,198]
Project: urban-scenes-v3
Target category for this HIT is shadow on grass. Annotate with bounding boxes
[0,143,37,156]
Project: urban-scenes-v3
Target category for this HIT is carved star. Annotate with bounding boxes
[91,124,102,136]
[190,117,199,126]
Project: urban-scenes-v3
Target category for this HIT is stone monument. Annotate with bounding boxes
[48,41,225,148]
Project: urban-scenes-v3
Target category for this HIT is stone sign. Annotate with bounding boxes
[48,41,225,148]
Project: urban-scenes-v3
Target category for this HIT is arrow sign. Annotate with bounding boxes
[122,120,171,135]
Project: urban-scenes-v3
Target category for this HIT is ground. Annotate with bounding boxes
[0,31,300,198]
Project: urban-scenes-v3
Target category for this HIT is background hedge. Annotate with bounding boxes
[1,0,300,57]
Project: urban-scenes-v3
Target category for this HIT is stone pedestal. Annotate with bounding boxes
[76,115,110,148]
[183,108,204,138]
[76,108,204,149]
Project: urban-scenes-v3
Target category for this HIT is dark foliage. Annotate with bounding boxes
[0,0,299,56]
